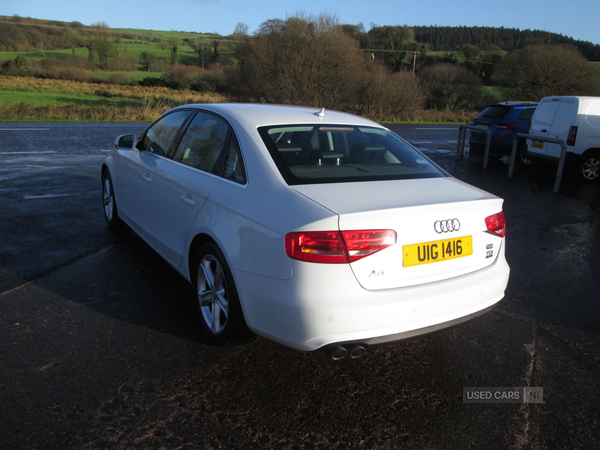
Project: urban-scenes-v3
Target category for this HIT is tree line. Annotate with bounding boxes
[2,14,600,121]
[411,26,600,61]
[2,15,599,61]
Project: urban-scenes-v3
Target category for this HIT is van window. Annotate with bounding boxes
[534,102,560,128]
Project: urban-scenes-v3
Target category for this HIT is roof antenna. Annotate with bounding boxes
[315,108,325,117]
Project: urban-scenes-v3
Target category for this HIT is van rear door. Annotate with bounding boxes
[528,99,558,155]
[529,98,577,157]
[546,99,577,157]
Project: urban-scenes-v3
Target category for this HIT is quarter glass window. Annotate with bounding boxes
[223,135,246,184]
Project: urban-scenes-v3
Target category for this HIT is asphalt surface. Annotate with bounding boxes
[1,122,599,449]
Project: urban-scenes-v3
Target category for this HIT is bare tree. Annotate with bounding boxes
[89,22,119,69]
[419,63,484,110]
[226,13,422,120]
[228,14,364,110]
[498,44,600,99]
[233,22,249,36]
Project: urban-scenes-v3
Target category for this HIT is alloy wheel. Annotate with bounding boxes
[197,254,229,334]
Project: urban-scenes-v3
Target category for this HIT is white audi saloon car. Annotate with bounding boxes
[101,104,510,359]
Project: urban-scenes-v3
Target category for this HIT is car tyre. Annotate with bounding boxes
[516,141,532,166]
[193,243,248,344]
[102,170,119,227]
[579,151,600,182]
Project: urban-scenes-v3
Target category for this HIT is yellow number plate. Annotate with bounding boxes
[531,142,544,149]
[403,236,472,267]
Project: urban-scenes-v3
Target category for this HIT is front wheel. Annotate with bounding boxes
[579,151,600,182]
[193,243,248,344]
[102,170,119,227]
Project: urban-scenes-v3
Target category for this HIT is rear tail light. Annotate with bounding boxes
[567,126,578,146]
[285,230,396,264]
[342,230,397,262]
[485,212,506,237]
[492,123,518,131]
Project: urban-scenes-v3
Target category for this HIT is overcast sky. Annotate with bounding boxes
[3,0,599,45]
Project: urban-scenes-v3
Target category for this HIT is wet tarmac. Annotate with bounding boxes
[1,122,599,449]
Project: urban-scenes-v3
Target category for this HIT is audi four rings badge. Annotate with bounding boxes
[434,219,460,233]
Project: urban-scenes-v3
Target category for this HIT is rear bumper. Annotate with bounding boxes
[234,245,510,351]
[323,304,497,350]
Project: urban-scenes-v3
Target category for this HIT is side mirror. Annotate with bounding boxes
[114,134,136,149]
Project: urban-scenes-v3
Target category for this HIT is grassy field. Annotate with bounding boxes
[0,75,227,121]
[0,16,236,68]
[0,75,479,123]
[0,46,200,68]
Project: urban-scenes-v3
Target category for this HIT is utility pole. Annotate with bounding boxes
[412,51,417,77]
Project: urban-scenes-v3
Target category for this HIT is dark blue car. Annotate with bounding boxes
[469,102,537,164]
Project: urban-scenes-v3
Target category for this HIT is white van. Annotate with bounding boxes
[526,96,600,181]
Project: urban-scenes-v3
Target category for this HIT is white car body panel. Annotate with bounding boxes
[102,103,510,352]
[293,178,503,289]
[113,150,164,235]
[150,160,220,266]
[235,248,508,351]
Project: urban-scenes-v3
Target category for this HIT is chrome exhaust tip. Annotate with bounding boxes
[348,344,366,359]
[328,345,348,360]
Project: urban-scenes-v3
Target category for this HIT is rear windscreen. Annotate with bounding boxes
[480,105,511,119]
[258,125,446,185]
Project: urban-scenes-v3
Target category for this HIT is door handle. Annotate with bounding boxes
[540,129,548,133]
[181,195,195,206]
[141,174,152,184]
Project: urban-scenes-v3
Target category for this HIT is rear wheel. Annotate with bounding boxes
[516,141,532,166]
[579,151,600,182]
[193,243,248,344]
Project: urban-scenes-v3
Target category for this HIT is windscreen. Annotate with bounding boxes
[258,125,446,185]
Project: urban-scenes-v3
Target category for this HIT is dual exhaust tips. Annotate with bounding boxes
[327,344,367,360]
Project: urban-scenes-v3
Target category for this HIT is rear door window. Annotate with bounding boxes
[173,112,230,175]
